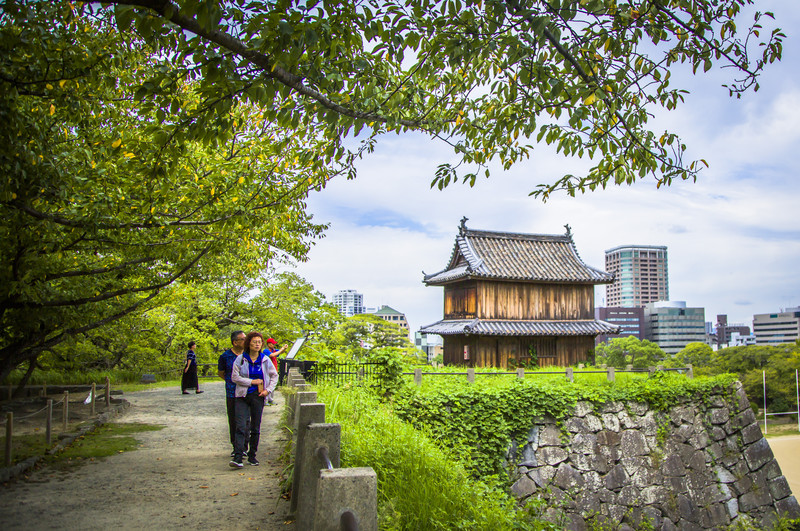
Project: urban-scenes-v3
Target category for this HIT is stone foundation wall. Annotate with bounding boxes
[509,382,800,530]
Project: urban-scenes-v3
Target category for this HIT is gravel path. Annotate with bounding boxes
[0,381,294,530]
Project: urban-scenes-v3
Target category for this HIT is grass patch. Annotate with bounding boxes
[317,384,557,530]
[44,422,164,471]
[1,433,56,466]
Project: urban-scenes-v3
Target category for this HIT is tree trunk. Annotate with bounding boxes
[12,358,37,399]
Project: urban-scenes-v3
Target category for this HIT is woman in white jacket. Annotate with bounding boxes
[229,331,279,468]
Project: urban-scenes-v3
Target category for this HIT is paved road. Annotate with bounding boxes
[0,381,294,530]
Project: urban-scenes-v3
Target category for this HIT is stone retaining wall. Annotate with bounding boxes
[509,382,800,530]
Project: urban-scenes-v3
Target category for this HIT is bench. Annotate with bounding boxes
[140,374,157,384]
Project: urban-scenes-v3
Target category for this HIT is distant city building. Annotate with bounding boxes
[332,289,365,317]
[594,307,644,344]
[752,307,800,345]
[372,305,410,336]
[605,245,669,307]
[643,301,706,355]
[414,332,443,363]
[729,332,757,347]
[714,314,751,348]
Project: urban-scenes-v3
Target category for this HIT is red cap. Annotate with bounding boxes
[266,338,277,345]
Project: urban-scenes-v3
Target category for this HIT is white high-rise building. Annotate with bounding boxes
[332,289,365,317]
[753,307,800,345]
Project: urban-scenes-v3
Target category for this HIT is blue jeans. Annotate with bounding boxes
[233,393,264,460]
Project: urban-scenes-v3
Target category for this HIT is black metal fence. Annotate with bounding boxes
[307,361,388,388]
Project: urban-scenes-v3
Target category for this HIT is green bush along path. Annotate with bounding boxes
[0,381,292,530]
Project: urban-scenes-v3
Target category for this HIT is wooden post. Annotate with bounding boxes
[5,412,12,468]
[607,367,615,382]
[467,368,475,384]
[46,399,53,446]
[516,368,525,380]
[566,367,574,383]
[91,383,96,416]
[625,364,633,372]
[105,376,111,407]
[43,381,47,397]
[414,368,422,386]
[63,391,69,431]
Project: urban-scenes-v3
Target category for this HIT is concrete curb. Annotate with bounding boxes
[1,397,131,483]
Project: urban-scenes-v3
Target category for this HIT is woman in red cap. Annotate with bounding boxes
[265,338,287,405]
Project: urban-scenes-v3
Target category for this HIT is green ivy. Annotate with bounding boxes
[392,373,739,483]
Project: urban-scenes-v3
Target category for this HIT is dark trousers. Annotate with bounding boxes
[226,397,249,451]
[234,393,264,460]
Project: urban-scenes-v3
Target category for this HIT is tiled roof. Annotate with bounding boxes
[373,305,403,316]
[423,225,613,285]
[419,319,620,336]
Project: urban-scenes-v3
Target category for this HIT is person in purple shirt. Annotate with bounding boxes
[229,331,279,468]
[217,330,248,458]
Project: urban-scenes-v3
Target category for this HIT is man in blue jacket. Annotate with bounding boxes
[217,330,247,458]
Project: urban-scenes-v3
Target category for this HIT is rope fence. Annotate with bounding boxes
[3,377,113,468]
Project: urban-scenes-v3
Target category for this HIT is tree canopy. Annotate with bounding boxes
[0,1,784,379]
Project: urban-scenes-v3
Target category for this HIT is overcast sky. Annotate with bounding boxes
[282,2,800,336]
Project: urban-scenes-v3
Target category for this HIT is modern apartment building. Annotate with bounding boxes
[594,307,644,344]
[372,305,410,336]
[752,308,800,345]
[605,245,669,307]
[331,289,365,317]
[643,301,706,355]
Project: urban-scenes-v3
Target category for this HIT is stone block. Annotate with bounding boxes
[641,485,669,505]
[618,410,638,429]
[584,414,603,432]
[687,429,710,450]
[726,497,739,519]
[665,476,689,495]
[314,467,377,531]
[607,504,627,525]
[601,400,624,414]
[539,465,557,485]
[631,466,662,489]
[620,456,649,477]
[620,430,648,456]
[604,464,628,492]
[527,425,540,444]
[520,443,538,466]
[640,412,658,437]
[571,432,597,455]
[565,513,587,531]
[565,416,588,433]
[662,518,678,531]
[741,422,763,445]
[701,503,730,529]
[769,476,792,501]
[735,387,751,412]
[775,496,800,518]
[763,459,782,480]
[601,413,621,431]
[661,453,686,477]
[708,407,730,425]
[575,491,600,515]
[618,485,642,507]
[574,401,593,417]
[714,466,736,484]
[711,426,727,441]
[743,438,774,472]
[678,493,700,523]
[669,405,694,426]
[739,487,773,512]
[642,506,664,529]
[539,424,562,446]
[539,446,569,466]
[554,463,585,490]
[511,474,537,499]
[735,408,756,429]
[687,450,707,472]
[673,424,693,443]
[528,467,547,487]
[296,422,341,530]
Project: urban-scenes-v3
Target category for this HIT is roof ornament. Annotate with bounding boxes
[564,223,573,240]
[459,216,469,235]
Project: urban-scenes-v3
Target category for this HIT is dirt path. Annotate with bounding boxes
[0,381,294,530]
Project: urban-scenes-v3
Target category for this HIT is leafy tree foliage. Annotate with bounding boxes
[34,272,338,380]
[595,336,665,368]
[0,1,785,379]
[321,314,414,361]
[664,344,800,412]
[0,4,331,380]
